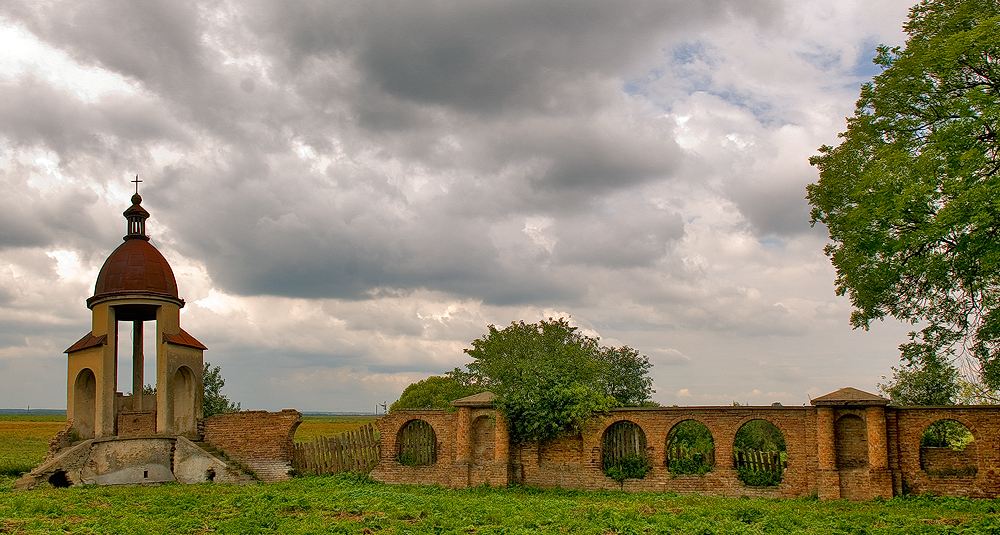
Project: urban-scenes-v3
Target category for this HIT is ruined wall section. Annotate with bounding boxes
[516,407,819,497]
[889,407,1000,498]
[372,402,1000,500]
[203,409,302,482]
[370,409,459,486]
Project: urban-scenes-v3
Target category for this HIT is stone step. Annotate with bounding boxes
[191,441,227,461]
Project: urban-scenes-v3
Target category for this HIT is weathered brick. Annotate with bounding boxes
[370,401,1000,500]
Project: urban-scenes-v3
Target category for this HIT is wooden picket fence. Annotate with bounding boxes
[734,449,785,474]
[666,445,716,466]
[396,419,437,466]
[602,421,647,467]
[293,423,381,475]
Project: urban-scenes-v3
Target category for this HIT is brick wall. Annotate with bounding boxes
[889,407,1000,498]
[370,402,1000,500]
[203,409,302,482]
[118,411,156,436]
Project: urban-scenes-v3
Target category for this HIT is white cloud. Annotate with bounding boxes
[0,0,919,411]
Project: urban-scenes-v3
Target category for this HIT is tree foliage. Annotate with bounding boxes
[390,376,485,411]
[453,318,653,443]
[203,362,241,418]
[807,0,1000,401]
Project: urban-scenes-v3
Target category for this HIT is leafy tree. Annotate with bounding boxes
[807,0,1000,402]
[878,350,960,405]
[390,376,485,411]
[203,362,241,417]
[453,318,653,443]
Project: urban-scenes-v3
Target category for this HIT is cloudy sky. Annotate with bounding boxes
[0,0,920,412]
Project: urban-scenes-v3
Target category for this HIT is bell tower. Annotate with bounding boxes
[65,187,206,438]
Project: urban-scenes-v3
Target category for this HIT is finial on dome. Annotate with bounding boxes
[123,176,150,241]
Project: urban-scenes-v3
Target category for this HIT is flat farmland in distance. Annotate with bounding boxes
[0,414,65,478]
[294,414,378,443]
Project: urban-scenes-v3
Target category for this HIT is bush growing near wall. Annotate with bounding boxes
[453,318,653,443]
[737,465,782,487]
[390,376,485,411]
[603,453,651,484]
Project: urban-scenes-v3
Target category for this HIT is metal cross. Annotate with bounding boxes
[132,175,142,194]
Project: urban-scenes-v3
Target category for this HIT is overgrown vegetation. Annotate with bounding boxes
[390,376,485,411]
[603,453,651,485]
[449,318,653,443]
[4,473,1000,534]
[734,420,786,487]
[666,420,715,476]
[921,419,974,450]
[203,362,241,417]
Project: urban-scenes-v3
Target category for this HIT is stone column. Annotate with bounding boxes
[816,407,841,500]
[866,405,893,499]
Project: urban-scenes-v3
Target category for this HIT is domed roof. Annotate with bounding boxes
[89,192,180,304]
[93,238,179,300]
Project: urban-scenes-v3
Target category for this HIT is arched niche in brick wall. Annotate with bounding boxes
[470,415,495,465]
[835,414,868,469]
[920,419,977,478]
[396,419,437,466]
[665,419,715,475]
[602,420,648,470]
[733,419,786,487]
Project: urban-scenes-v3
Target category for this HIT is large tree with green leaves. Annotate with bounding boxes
[390,376,485,411]
[807,0,1000,403]
[451,318,653,443]
[203,362,241,417]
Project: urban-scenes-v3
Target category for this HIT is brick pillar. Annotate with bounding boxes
[452,407,471,488]
[866,405,893,499]
[816,407,841,500]
[494,410,511,486]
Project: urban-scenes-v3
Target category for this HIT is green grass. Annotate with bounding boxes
[5,414,1000,533]
[0,416,65,478]
[2,475,1000,534]
[295,415,377,443]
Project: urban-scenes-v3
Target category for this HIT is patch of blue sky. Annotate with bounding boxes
[713,87,784,128]
[796,49,843,73]
[758,237,786,249]
[851,38,886,79]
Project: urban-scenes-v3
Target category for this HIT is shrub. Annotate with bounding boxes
[604,454,651,483]
[737,466,782,487]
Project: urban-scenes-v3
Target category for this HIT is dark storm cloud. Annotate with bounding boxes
[257,1,759,114]
[0,0,779,304]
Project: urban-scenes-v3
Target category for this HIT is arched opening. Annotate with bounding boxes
[470,415,495,465]
[48,470,71,488]
[73,368,97,439]
[734,419,786,486]
[602,420,650,482]
[172,366,195,434]
[835,414,869,469]
[666,420,715,475]
[920,419,976,477]
[396,419,437,466]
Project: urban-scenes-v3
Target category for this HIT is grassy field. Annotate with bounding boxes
[4,415,1000,534]
[295,415,378,443]
[0,414,65,479]
[3,475,1000,534]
